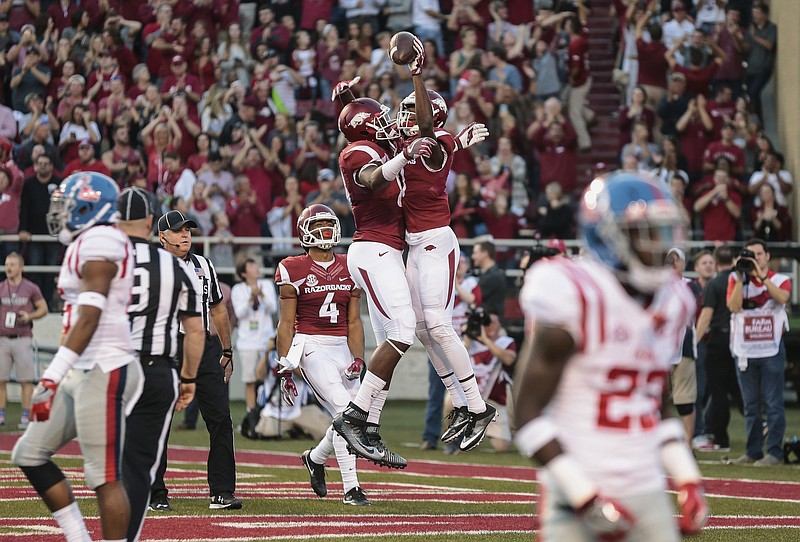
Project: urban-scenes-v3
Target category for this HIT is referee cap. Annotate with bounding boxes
[118,187,152,220]
[158,210,198,232]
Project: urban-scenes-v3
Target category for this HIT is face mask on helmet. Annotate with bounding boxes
[338,98,398,143]
[47,172,120,245]
[580,172,686,293]
[298,205,341,250]
[396,91,448,137]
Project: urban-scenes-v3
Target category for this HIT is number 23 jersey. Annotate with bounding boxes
[520,257,695,496]
[276,253,356,337]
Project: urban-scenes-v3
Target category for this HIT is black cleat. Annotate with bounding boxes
[343,486,371,506]
[209,492,243,510]
[301,449,327,497]
[459,404,498,452]
[148,494,172,512]
[441,406,471,443]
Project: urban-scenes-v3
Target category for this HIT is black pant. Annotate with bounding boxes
[152,335,236,498]
[123,356,178,542]
[704,333,744,448]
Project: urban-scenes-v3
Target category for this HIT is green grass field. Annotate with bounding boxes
[1,399,799,541]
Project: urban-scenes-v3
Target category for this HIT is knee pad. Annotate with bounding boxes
[427,322,458,345]
[20,462,66,495]
[386,307,416,345]
[675,403,694,416]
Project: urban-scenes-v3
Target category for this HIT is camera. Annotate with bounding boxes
[523,245,561,270]
[465,306,491,339]
[735,249,756,274]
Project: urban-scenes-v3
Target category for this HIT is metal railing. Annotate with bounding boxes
[3,234,799,305]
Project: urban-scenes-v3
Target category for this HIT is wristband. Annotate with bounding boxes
[655,418,685,446]
[514,416,559,458]
[547,454,599,509]
[77,291,108,310]
[180,375,197,384]
[381,152,410,181]
[42,346,80,383]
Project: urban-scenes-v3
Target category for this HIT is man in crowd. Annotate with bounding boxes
[0,252,47,429]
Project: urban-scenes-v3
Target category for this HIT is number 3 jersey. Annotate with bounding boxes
[520,257,695,496]
[276,253,356,336]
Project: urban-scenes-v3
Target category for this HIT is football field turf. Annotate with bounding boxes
[1,400,798,541]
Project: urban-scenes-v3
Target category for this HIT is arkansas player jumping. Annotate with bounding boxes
[395,39,497,452]
[274,204,371,506]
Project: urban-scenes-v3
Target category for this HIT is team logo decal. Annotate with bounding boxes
[349,112,371,127]
[306,274,319,287]
[424,245,436,251]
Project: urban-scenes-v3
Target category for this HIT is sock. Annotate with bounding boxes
[52,502,91,542]
[332,431,359,493]
[352,371,386,412]
[428,323,485,413]
[366,389,388,425]
[101,539,126,542]
[416,322,467,408]
[310,426,335,465]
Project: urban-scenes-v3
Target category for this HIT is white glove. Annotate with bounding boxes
[330,76,361,102]
[454,122,490,151]
[402,137,435,160]
[408,37,425,76]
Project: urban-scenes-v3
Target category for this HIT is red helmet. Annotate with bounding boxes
[297,204,341,250]
[396,90,448,136]
[338,97,397,143]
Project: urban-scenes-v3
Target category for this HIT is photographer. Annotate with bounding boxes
[726,239,790,466]
[463,312,517,452]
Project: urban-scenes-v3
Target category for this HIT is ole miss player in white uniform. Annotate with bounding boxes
[393,41,496,452]
[275,204,371,506]
[515,173,708,541]
[12,172,143,542]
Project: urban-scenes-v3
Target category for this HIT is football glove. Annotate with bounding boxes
[577,494,636,542]
[408,37,425,76]
[454,122,490,151]
[331,76,361,102]
[677,482,708,535]
[345,357,365,380]
[31,379,59,422]
[279,371,298,406]
[402,137,435,161]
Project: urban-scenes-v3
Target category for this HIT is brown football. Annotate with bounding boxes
[388,31,417,65]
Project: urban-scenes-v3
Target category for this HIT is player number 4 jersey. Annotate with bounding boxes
[276,253,356,337]
[520,257,695,497]
[58,225,135,371]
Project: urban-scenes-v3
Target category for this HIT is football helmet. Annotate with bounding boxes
[338,98,396,143]
[47,172,120,245]
[298,204,341,250]
[396,90,448,136]
[579,172,686,293]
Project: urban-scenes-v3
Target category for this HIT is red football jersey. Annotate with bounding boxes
[276,253,356,337]
[400,129,456,233]
[339,141,406,250]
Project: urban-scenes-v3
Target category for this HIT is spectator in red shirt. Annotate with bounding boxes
[693,166,742,242]
[161,55,203,115]
[711,7,746,97]
[142,3,173,82]
[635,13,669,113]
[62,138,112,177]
[676,94,714,182]
[566,15,594,152]
[702,121,746,177]
[705,83,736,134]
[531,111,578,195]
[86,50,125,104]
[617,85,656,151]
[292,121,330,194]
[226,175,267,240]
[666,34,725,97]
[48,0,78,32]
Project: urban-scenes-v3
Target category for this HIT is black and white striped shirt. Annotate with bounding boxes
[128,238,202,357]
[184,252,223,333]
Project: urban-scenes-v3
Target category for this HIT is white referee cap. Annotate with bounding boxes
[118,187,152,221]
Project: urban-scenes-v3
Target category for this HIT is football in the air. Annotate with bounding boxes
[388,31,417,65]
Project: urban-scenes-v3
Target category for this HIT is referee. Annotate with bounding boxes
[116,188,204,541]
[152,210,241,510]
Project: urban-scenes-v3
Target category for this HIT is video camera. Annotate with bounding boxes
[735,249,756,274]
[465,305,491,339]
[522,245,561,270]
